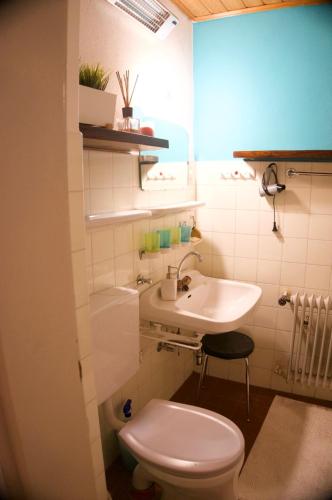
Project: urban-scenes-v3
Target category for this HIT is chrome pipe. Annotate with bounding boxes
[287,168,332,177]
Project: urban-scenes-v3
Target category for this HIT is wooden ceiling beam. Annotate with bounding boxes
[172,0,331,21]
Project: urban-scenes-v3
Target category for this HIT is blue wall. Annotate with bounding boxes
[193,4,332,160]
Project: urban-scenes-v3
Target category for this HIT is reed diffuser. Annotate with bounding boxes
[116,70,139,133]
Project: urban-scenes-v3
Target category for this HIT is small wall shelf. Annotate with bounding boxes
[233,150,332,162]
[80,124,169,153]
[141,201,206,216]
[86,210,152,228]
[85,202,205,228]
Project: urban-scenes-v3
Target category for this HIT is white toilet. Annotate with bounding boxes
[90,287,244,500]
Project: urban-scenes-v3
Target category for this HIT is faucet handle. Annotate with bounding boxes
[136,274,153,286]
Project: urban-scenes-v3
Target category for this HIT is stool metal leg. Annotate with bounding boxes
[197,354,208,400]
[245,357,250,422]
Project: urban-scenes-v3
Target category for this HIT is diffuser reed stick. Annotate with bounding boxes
[116,70,139,107]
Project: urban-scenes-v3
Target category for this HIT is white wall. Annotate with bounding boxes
[80,0,194,159]
[196,160,332,402]
[79,0,196,467]
[0,1,102,498]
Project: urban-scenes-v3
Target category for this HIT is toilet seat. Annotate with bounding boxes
[119,399,244,479]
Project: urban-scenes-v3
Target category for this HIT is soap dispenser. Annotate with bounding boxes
[161,266,177,301]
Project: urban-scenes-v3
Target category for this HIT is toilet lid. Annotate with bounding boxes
[119,399,244,478]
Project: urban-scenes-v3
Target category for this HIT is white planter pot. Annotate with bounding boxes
[79,85,117,127]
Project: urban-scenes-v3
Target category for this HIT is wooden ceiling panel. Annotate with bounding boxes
[221,0,246,11]
[242,0,264,6]
[200,0,227,13]
[171,0,330,21]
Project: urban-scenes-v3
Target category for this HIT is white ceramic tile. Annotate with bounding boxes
[91,227,114,263]
[258,235,283,261]
[81,355,97,403]
[86,266,93,295]
[85,399,101,443]
[309,214,332,240]
[212,233,235,256]
[310,188,332,215]
[254,306,278,329]
[91,438,105,477]
[90,155,113,189]
[252,326,275,349]
[207,357,229,379]
[84,189,90,215]
[307,240,332,266]
[114,252,134,286]
[250,367,271,388]
[274,330,292,352]
[133,219,150,251]
[69,192,85,252]
[259,210,283,235]
[90,189,114,214]
[235,234,258,259]
[283,213,310,238]
[234,257,257,282]
[93,259,115,292]
[250,347,274,370]
[305,265,331,290]
[72,250,89,307]
[114,224,133,257]
[235,210,259,234]
[282,238,307,263]
[76,305,92,360]
[112,153,134,187]
[280,262,306,287]
[211,209,236,233]
[83,150,90,188]
[197,254,212,276]
[236,185,260,210]
[257,259,281,285]
[276,307,294,331]
[284,188,311,213]
[212,255,234,279]
[67,132,83,191]
[257,283,279,307]
[113,187,133,210]
[85,232,92,266]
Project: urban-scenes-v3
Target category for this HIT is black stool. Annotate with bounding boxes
[197,331,255,421]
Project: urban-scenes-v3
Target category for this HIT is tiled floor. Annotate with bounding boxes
[107,373,332,499]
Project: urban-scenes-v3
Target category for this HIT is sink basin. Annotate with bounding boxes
[140,270,262,334]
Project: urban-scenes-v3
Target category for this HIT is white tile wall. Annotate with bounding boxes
[68,131,108,500]
[196,160,332,402]
[84,150,197,466]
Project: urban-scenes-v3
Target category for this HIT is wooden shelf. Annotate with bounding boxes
[233,150,332,162]
[80,124,169,153]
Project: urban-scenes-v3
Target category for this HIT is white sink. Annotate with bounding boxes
[140,270,262,334]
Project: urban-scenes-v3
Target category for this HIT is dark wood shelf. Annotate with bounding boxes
[233,150,332,162]
[79,124,169,152]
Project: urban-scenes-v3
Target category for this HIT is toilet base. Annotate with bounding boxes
[134,454,244,500]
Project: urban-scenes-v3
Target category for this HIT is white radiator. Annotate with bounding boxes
[287,293,332,388]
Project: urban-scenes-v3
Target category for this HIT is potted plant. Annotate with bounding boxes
[79,63,117,127]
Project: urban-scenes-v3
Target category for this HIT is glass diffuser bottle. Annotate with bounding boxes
[119,106,140,133]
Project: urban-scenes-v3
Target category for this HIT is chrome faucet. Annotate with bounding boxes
[136,274,152,286]
[176,251,203,284]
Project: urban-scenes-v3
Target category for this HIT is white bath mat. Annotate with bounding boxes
[239,396,332,500]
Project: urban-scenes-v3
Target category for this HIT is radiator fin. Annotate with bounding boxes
[288,293,332,389]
